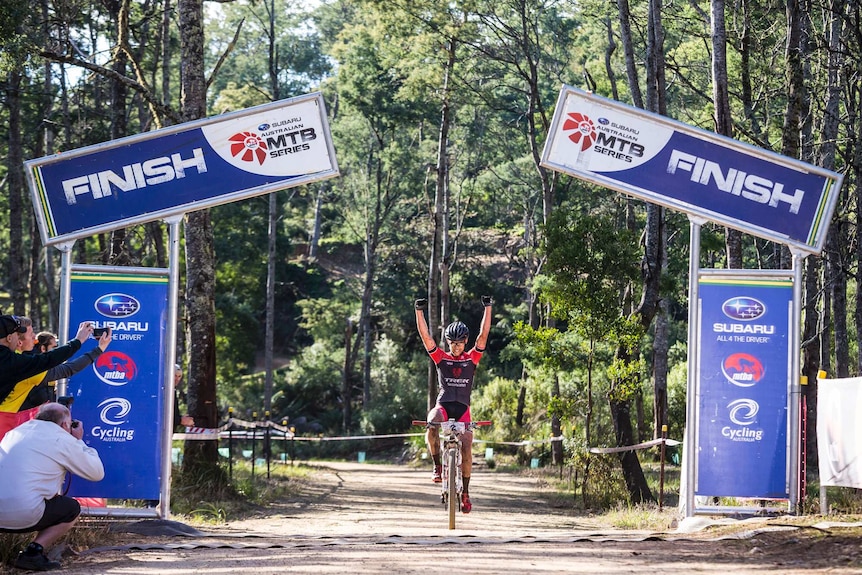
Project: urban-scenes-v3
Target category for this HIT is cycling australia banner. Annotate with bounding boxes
[65,269,168,500]
[541,86,842,254]
[695,275,793,498]
[26,92,338,246]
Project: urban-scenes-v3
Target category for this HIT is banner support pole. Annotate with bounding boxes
[683,215,706,517]
[160,216,183,519]
[55,240,76,398]
[788,249,804,514]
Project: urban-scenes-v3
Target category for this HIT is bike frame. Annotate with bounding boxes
[414,419,491,529]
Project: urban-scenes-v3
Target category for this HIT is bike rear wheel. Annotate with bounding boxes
[447,448,458,529]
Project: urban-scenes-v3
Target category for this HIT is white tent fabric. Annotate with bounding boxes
[817,376,862,488]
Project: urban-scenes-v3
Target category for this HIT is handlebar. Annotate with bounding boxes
[412,420,492,429]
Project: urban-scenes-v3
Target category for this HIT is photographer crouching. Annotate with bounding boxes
[0,402,104,571]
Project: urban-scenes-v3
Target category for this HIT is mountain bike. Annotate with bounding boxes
[413,419,491,529]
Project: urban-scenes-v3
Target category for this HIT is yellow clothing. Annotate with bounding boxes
[0,372,46,413]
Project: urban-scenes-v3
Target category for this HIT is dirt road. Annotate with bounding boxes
[54,462,862,574]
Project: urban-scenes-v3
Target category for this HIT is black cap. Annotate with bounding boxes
[0,315,27,338]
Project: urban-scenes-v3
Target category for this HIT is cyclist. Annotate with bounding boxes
[414,295,492,513]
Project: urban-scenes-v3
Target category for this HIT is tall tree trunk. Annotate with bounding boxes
[711,0,742,267]
[427,36,455,411]
[783,0,818,474]
[179,0,219,472]
[821,1,846,377]
[7,68,26,314]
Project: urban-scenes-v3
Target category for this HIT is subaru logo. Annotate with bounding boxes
[94,293,140,318]
[258,123,270,131]
[722,297,765,321]
[597,117,609,125]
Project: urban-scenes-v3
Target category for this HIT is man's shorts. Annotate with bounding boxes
[433,401,471,423]
[0,495,81,533]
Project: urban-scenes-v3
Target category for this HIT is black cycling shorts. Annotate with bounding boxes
[0,495,81,534]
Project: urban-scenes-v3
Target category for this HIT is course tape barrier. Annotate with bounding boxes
[172,418,680,452]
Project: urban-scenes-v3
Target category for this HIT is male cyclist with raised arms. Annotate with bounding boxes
[414,295,492,514]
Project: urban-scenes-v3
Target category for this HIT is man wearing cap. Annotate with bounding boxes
[0,315,94,404]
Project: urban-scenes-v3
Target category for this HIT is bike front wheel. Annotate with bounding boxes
[447,448,458,529]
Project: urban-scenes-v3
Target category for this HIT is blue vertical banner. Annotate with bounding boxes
[65,269,168,499]
[695,275,793,498]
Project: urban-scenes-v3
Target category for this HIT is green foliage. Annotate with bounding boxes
[361,337,427,434]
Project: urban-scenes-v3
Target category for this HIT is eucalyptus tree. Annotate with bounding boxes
[325,6,435,417]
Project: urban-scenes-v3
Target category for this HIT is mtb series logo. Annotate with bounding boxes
[562,112,596,151]
[560,110,646,163]
[228,132,268,165]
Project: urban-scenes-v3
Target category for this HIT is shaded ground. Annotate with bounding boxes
[14,462,862,574]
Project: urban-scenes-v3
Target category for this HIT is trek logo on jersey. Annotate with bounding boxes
[93,351,138,386]
[61,148,208,205]
[94,293,140,318]
[722,297,766,321]
[721,353,765,387]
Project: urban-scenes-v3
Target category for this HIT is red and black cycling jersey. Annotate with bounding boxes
[427,347,483,406]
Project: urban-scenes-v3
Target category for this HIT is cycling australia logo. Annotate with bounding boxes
[562,112,596,152]
[721,352,764,387]
[228,131,268,165]
[95,293,140,318]
[92,398,135,442]
[93,351,138,386]
[722,297,766,321]
[723,398,763,441]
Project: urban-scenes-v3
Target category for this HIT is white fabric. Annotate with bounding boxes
[817,377,862,489]
[0,418,104,529]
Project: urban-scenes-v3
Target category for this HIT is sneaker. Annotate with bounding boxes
[461,493,472,514]
[432,465,442,483]
[14,551,61,571]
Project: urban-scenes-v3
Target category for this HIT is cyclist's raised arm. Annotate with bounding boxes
[476,296,492,351]
[414,299,437,352]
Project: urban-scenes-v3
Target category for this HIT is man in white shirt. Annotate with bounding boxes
[0,402,105,571]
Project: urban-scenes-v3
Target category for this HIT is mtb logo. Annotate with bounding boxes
[721,352,765,387]
[94,351,138,386]
[562,112,596,151]
[228,132,268,165]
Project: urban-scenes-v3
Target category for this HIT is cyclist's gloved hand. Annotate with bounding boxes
[415,298,428,310]
[481,295,493,307]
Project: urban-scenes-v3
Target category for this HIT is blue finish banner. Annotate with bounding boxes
[695,276,792,498]
[26,92,338,246]
[541,86,842,254]
[65,270,168,499]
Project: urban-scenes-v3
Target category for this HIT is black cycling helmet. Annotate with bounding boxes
[444,321,469,342]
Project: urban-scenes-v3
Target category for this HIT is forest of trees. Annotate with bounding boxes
[2,0,861,505]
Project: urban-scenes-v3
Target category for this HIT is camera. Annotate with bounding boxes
[92,327,107,338]
[71,420,80,429]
